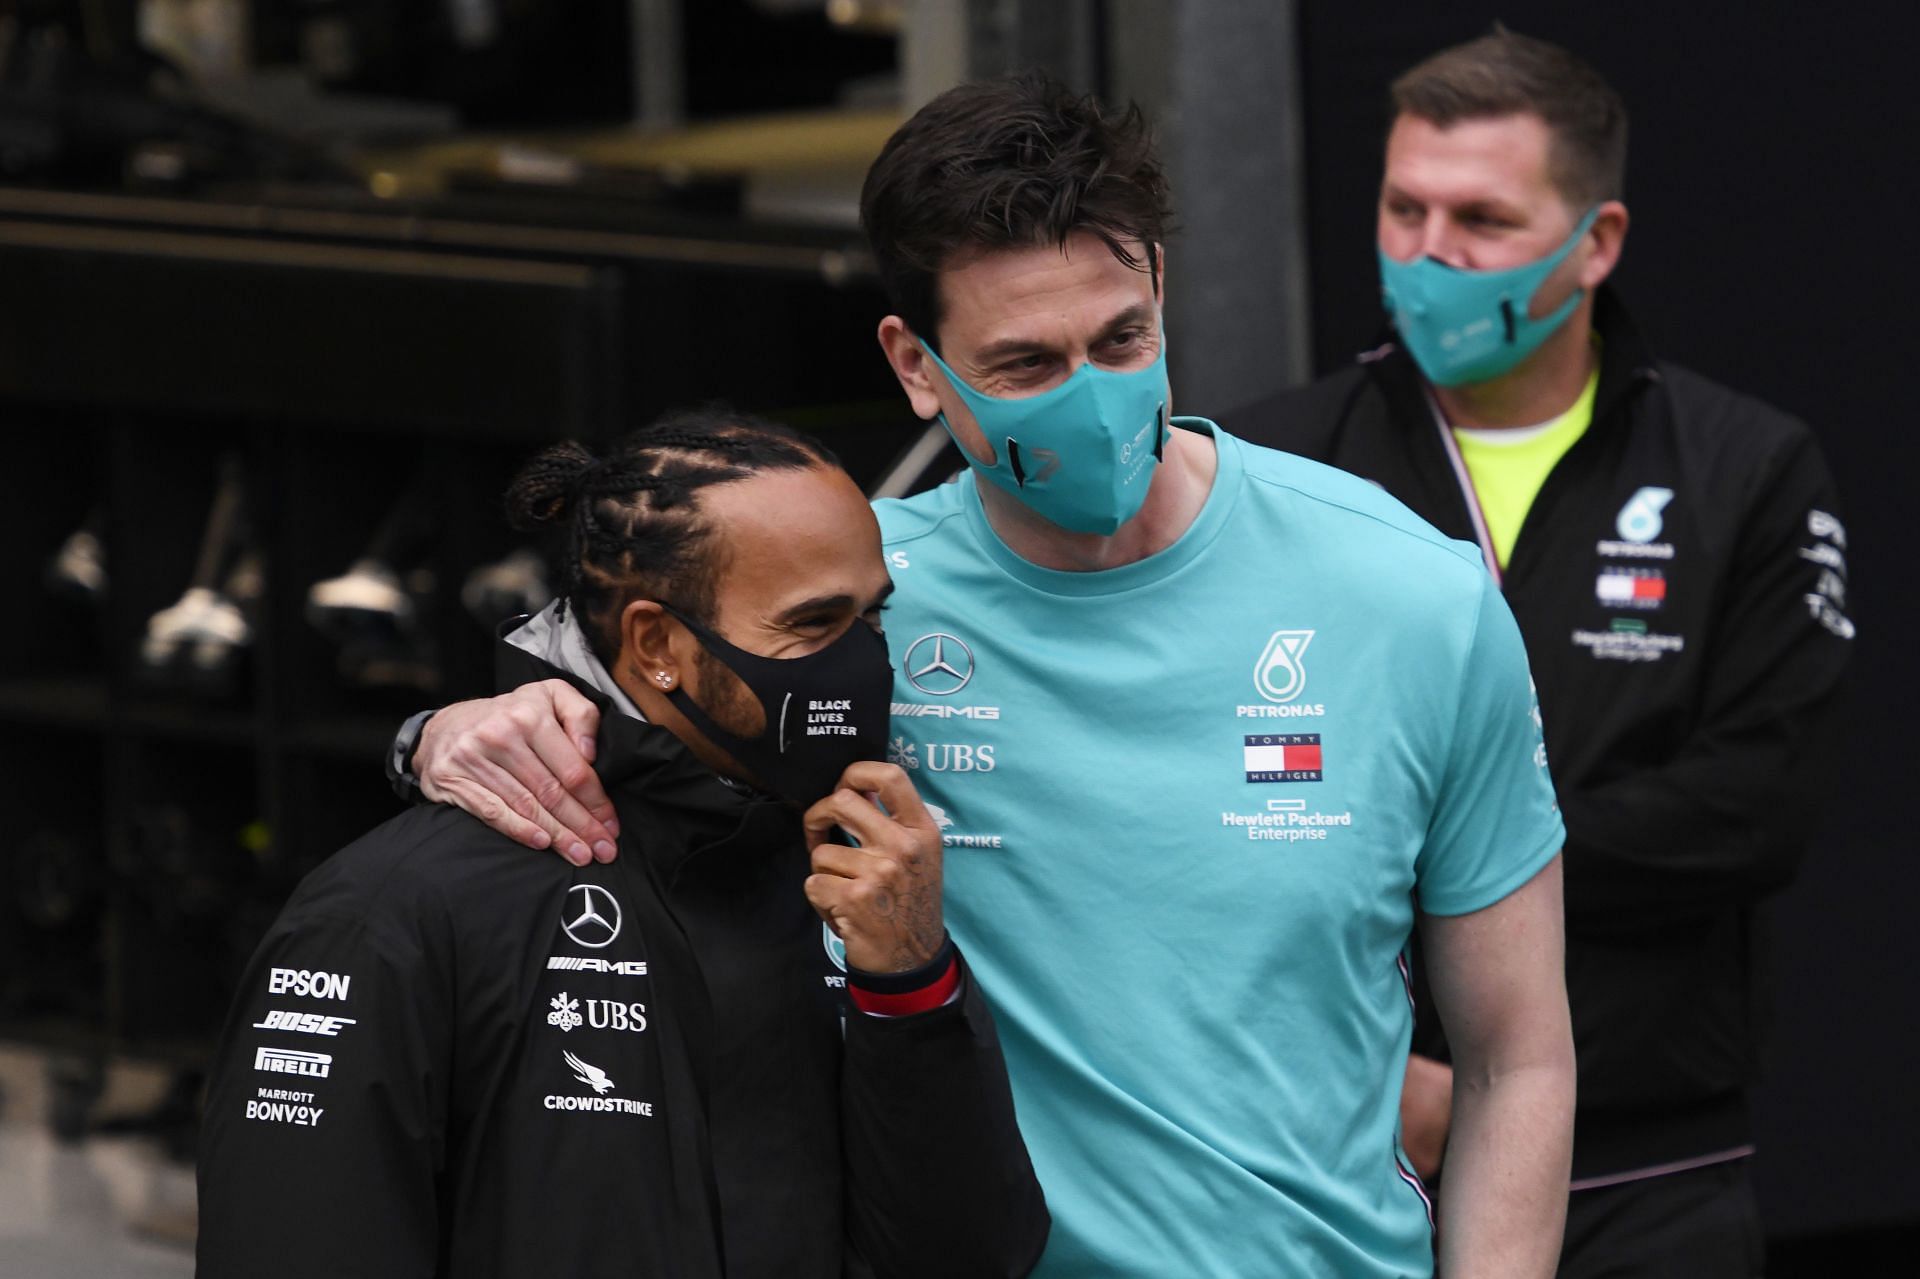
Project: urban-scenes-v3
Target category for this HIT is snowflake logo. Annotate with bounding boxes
[547,992,582,1033]
[887,737,919,770]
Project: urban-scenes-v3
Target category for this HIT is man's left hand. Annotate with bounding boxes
[1400,1052,1454,1181]
[802,762,945,973]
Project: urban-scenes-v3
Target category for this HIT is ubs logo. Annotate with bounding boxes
[562,884,622,949]
[903,633,975,696]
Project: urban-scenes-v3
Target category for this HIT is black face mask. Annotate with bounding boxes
[660,604,893,806]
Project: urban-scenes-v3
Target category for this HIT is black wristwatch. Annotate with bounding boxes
[386,708,438,803]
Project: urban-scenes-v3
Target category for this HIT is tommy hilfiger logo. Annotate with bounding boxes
[1244,734,1323,783]
[1596,567,1667,610]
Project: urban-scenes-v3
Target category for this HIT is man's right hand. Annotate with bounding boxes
[413,681,618,865]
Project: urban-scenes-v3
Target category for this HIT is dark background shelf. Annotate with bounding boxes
[0,189,906,1086]
[0,677,109,733]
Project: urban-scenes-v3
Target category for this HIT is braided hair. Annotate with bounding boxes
[505,405,840,665]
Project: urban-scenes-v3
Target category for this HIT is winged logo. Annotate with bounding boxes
[564,1049,615,1095]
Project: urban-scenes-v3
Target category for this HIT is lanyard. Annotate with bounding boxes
[1424,389,1504,588]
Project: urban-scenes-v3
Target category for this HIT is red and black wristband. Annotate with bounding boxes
[847,933,961,1017]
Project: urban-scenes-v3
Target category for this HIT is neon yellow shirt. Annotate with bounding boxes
[1451,365,1599,568]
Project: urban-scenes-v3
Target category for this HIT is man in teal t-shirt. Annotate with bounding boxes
[873,424,1563,1275]
[407,74,1576,1278]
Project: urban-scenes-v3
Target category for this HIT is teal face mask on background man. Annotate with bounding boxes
[1378,207,1599,387]
[918,337,1171,536]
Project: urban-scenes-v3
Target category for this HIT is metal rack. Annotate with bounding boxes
[0,181,905,1137]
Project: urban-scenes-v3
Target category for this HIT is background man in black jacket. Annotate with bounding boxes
[1223,30,1853,1279]
[196,409,1047,1278]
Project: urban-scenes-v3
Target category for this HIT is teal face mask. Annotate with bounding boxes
[918,337,1171,536]
[1378,206,1599,387]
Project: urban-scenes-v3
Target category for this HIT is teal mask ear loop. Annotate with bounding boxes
[1507,205,1601,340]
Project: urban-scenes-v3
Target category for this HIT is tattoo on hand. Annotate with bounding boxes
[901,888,940,967]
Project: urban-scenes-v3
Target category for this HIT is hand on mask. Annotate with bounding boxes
[802,762,945,974]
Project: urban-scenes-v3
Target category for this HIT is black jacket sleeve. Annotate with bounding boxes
[837,950,1050,1279]
[195,903,453,1277]
[1559,430,1854,930]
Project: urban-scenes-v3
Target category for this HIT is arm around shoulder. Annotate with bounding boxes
[390,681,619,864]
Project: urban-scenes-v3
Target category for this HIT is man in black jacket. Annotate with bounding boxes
[1223,30,1853,1279]
[196,409,1048,1278]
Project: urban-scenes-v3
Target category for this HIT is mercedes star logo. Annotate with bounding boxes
[903,632,975,696]
[562,883,622,949]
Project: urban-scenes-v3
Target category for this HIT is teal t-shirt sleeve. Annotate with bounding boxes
[1415,571,1566,916]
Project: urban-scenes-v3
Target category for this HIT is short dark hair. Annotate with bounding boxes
[1391,28,1628,208]
[505,406,839,665]
[860,72,1173,346]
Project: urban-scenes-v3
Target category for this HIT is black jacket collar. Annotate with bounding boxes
[492,625,794,884]
[1587,286,1662,425]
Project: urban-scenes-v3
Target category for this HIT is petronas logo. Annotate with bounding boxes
[1254,630,1314,703]
[1615,487,1675,544]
